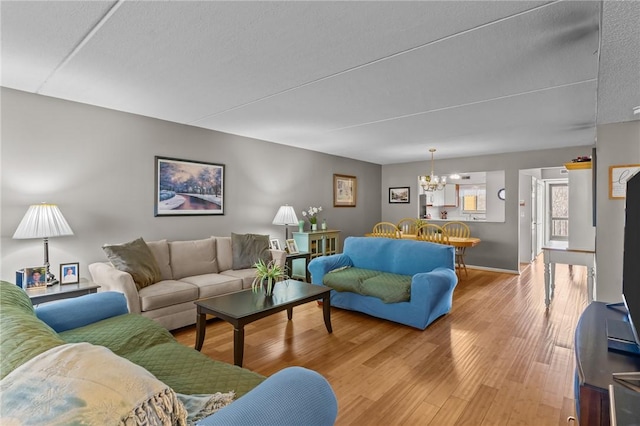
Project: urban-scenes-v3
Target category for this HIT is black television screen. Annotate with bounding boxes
[622,171,640,346]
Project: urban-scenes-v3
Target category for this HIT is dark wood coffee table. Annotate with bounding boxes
[194,279,332,367]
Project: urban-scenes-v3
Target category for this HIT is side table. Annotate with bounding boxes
[286,252,311,282]
[27,281,100,305]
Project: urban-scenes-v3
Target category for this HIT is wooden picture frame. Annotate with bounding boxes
[286,239,299,254]
[269,239,281,251]
[155,156,225,216]
[609,164,640,199]
[389,187,410,203]
[60,262,80,284]
[333,174,357,207]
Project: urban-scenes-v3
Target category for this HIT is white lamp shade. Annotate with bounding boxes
[13,203,74,239]
[272,205,299,226]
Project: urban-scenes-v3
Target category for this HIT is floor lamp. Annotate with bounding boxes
[13,203,74,285]
[272,205,299,241]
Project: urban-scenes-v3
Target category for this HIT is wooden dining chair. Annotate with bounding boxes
[415,224,449,245]
[371,222,400,238]
[442,221,471,277]
[396,218,424,235]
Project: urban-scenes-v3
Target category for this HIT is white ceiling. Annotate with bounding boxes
[2,1,638,165]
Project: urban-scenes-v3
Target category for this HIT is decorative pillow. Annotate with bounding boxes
[231,233,271,270]
[102,237,162,290]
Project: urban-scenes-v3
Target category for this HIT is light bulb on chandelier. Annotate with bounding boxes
[420,148,446,192]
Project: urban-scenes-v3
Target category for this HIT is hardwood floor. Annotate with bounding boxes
[172,255,587,425]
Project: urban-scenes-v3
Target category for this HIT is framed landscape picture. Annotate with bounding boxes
[155,156,225,216]
[333,174,357,207]
[389,187,410,203]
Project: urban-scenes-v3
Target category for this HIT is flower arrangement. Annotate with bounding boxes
[301,206,323,225]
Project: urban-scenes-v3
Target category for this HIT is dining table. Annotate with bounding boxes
[364,232,481,248]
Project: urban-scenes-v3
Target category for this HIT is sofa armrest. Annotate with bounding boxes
[35,292,129,332]
[308,253,353,284]
[411,267,458,307]
[88,262,141,314]
[269,249,286,269]
[196,366,338,426]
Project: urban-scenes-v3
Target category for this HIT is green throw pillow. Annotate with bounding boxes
[103,237,161,290]
[231,233,271,270]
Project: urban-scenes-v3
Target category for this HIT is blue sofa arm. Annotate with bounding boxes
[308,254,353,284]
[197,366,338,426]
[35,292,129,333]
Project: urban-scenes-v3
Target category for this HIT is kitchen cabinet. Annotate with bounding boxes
[426,184,458,207]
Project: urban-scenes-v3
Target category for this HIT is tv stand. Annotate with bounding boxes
[575,302,640,425]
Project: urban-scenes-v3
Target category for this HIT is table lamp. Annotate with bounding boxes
[13,203,74,285]
[272,205,299,241]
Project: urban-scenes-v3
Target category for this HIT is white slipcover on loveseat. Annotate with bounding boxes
[89,235,286,331]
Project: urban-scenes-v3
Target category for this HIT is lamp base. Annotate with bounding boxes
[46,279,59,286]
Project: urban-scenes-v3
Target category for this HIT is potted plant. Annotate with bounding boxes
[251,259,287,296]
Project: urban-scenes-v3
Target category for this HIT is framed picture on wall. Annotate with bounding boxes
[609,164,640,199]
[389,187,410,203]
[60,262,80,284]
[155,156,225,216]
[333,174,357,207]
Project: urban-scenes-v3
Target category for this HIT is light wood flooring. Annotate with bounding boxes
[172,255,587,425]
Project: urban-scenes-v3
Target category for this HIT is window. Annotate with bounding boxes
[549,183,568,241]
[460,185,486,213]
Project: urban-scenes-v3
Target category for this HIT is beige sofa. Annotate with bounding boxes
[89,236,286,330]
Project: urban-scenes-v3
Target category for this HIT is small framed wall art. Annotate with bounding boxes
[333,174,357,207]
[155,156,225,216]
[609,164,640,199]
[389,187,410,203]
[60,262,80,284]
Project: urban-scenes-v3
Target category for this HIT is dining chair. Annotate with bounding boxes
[442,221,471,277]
[415,224,449,245]
[396,218,422,235]
[371,222,400,238]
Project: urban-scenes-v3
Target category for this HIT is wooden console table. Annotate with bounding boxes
[575,302,640,425]
[543,242,596,308]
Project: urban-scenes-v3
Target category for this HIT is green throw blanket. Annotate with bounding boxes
[323,267,412,303]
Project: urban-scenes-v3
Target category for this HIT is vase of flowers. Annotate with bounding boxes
[301,206,322,231]
[251,259,287,297]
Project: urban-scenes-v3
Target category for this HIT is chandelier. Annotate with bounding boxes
[420,148,446,192]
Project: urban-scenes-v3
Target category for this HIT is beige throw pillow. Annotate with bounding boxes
[231,233,271,270]
[102,237,162,290]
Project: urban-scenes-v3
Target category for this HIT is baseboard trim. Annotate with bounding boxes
[466,265,520,275]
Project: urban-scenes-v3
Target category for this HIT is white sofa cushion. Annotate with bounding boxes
[138,280,198,312]
[220,269,260,289]
[179,273,243,299]
[169,237,218,279]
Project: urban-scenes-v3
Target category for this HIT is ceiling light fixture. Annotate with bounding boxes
[420,148,446,192]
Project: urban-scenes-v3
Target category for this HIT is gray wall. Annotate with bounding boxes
[0,88,381,282]
[382,146,594,272]
[595,120,640,302]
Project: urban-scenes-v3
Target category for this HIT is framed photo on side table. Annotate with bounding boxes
[333,174,357,207]
[23,266,47,289]
[389,187,410,203]
[286,239,299,254]
[60,262,80,284]
[269,239,281,250]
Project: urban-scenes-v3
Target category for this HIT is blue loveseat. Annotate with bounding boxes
[308,237,458,330]
[0,281,338,425]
